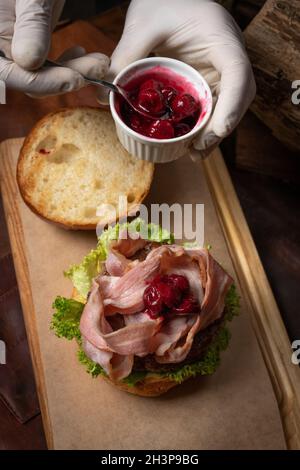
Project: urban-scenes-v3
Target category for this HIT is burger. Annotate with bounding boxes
[51,218,239,396]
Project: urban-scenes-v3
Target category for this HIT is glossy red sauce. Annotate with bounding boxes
[143,274,200,319]
[116,66,204,140]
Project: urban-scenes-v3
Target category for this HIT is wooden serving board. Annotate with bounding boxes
[0,138,299,449]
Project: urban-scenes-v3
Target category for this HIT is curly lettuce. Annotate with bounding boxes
[51,296,83,341]
[64,245,106,299]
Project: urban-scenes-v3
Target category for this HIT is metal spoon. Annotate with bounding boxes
[44,59,169,120]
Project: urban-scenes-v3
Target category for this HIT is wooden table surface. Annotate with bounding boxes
[0,21,115,143]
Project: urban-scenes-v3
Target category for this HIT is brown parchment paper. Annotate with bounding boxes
[9,148,285,449]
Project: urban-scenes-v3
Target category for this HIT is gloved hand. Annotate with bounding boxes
[100,0,256,157]
[0,0,109,97]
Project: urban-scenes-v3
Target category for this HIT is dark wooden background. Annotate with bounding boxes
[0,0,299,449]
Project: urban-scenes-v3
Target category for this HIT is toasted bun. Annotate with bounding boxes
[17,107,154,230]
[71,288,179,397]
[102,374,178,397]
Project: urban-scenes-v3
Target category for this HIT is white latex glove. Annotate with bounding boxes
[0,0,109,96]
[100,0,256,157]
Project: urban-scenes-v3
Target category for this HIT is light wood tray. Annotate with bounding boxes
[0,138,299,449]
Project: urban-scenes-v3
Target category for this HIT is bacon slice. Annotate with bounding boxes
[80,239,233,380]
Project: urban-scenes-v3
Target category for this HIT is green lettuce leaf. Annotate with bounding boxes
[122,370,148,386]
[224,283,240,321]
[165,324,230,383]
[50,296,84,340]
[98,217,174,256]
[64,245,106,299]
[64,218,174,298]
[77,345,105,378]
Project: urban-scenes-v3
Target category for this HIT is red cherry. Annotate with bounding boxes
[174,123,191,137]
[170,93,198,120]
[137,88,165,115]
[144,273,198,318]
[173,294,199,314]
[143,284,163,317]
[161,86,178,103]
[156,282,181,308]
[167,274,189,293]
[140,79,162,91]
[147,120,175,139]
[148,274,163,286]
[144,308,161,320]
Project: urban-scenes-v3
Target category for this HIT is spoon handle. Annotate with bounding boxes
[83,77,118,93]
[43,59,119,93]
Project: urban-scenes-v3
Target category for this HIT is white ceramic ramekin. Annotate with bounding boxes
[109,57,212,164]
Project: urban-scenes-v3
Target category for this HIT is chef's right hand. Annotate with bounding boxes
[0,0,109,97]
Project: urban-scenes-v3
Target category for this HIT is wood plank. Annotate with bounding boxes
[0,138,286,450]
[203,151,300,449]
[0,140,54,449]
[90,3,129,43]
[244,0,300,151]
[235,112,300,184]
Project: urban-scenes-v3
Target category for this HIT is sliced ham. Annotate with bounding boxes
[96,275,120,297]
[154,250,232,363]
[105,232,147,276]
[80,281,161,355]
[158,247,204,305]
[80,239,233,379]
[110,354,134,381]
[124,312,164,357]
[79,280,112,352]
[153,315,197,356]
[112,230,148,257]
[99,249,164,315]
[187,249,233,331]
[105,250,132,277]
[155,314,202,364]
[82,336,113,375]
[82,336,133,381]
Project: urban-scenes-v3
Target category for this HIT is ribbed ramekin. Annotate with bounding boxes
[109,57,212,164]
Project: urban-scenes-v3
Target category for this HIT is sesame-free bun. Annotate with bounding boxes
[102,374,178,397]
[17,107,154,230]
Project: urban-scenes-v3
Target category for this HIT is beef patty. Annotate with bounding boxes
[132,312,225,373]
